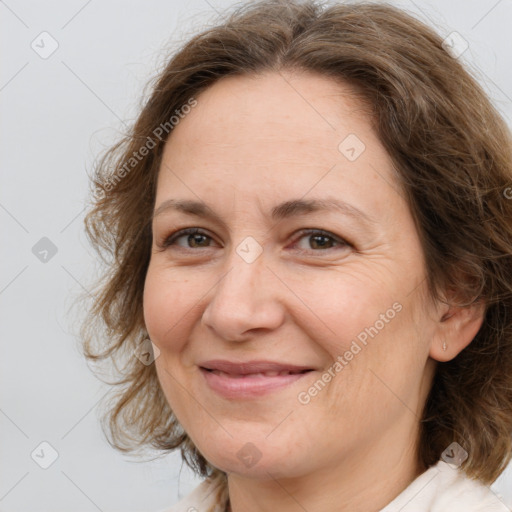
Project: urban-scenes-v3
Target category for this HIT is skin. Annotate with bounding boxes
[143,70,485,512]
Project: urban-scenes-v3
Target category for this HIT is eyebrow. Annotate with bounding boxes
[153,197,376,226]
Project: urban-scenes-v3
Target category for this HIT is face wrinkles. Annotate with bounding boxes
[143,70,436,503]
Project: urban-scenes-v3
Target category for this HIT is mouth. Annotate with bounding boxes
[198,360,315,398]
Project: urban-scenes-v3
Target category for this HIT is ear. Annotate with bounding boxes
[429,298,486,362]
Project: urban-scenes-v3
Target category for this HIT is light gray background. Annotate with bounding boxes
[1,0,512,510]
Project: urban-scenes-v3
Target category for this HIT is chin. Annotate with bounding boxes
[199,439,308,480]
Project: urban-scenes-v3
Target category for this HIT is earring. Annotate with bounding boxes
[442,340,448,352]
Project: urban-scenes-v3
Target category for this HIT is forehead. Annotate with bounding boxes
[156,71,402,223]
[164,70,377,160]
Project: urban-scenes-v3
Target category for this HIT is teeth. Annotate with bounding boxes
[210,370,300,377]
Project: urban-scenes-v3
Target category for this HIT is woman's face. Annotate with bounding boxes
[143,71,440,479]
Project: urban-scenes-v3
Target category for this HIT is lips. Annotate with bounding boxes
[199,360,315,399]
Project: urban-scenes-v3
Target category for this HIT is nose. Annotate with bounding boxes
[201,247,285,342]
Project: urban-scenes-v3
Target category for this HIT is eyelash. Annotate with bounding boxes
[159,227,350,254]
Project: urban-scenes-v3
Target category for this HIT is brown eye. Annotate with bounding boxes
[159,227,350,254]
[162,228,215,249]
[292,229,349,252]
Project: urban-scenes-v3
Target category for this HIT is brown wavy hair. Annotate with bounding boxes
[80,0,512,505]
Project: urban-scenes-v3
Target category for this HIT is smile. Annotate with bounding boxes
[199,360,315,399]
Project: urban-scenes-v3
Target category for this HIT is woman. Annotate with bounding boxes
[81,1,512,510]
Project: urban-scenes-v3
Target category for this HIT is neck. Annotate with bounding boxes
[226,423,424,512]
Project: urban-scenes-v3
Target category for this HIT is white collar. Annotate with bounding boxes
[162,460,510,512]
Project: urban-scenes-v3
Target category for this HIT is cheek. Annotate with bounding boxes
[288,266,400,358]
[295,267,426,409]
[143,267,200,420]
[142,265,195,352]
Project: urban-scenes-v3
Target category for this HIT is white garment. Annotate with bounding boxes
[159,460,510,512]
